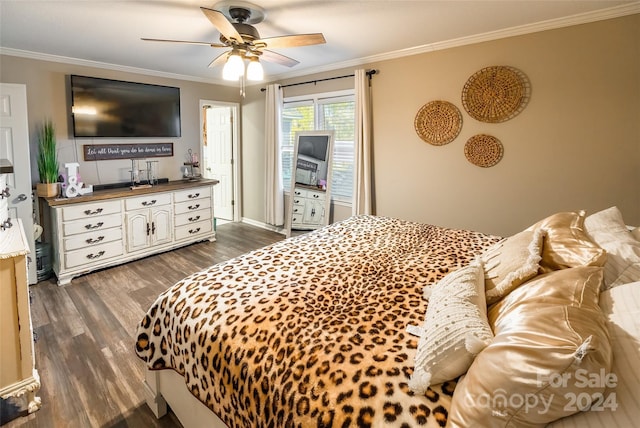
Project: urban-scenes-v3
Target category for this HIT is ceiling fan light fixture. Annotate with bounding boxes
[246,57,264,81]
[223,52,244,80]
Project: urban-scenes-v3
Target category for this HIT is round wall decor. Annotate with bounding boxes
[414,100,462,146]
[461,66,530,123]
[464,134,503,167]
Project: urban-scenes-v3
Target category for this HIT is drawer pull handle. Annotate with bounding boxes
[313,194,320,198]
[189,227,201,234]
[146,222,150,236]
[188,204,200,210]
[84,208,103,215]
[86,236,105,244]
[0,218,13,231]
[152,222,156,234]
[188,193,200,199]
[85,222,104,230]
[188,215,201,222]
[1,187,11,199]
[86,251,105,260]
[142,200,157,206]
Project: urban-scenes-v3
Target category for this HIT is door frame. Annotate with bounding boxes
[199,99,241,222]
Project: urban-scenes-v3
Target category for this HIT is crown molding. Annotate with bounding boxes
[268,2,640,82]
[0,47,225,85]
[2,2,639,86]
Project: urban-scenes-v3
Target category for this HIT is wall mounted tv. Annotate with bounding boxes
[69,75,181,138]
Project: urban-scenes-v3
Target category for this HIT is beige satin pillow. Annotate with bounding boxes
[448,266,612,427]
[528,211,606,272]
[481,227,544,305]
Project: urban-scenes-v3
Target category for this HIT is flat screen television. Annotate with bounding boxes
[69,75,181,138]
[297,135,329,161]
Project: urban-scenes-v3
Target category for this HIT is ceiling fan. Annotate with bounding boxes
[142,1,326,80]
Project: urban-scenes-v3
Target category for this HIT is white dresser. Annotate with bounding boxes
[0,219,41,414]
[47,180,217,285]
[291,186,327,230]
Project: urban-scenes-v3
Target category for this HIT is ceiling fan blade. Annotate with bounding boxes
[208,52,229,68]
[260,50,299,68]
[141,38,226,48]
[255,33,326,49]
[200,7,243,43]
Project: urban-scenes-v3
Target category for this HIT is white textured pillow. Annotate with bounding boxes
[585,206,640,288]
[409,261,493,393]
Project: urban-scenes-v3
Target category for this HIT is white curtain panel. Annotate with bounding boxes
[264,84,284,226]
[353,69,373,215]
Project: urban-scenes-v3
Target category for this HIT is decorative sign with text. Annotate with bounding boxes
[83,143,174,161]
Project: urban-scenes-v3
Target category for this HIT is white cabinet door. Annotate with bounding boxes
[303,199,325,225]
[126,210,149,252]
[127,207,172,252]
[150,206,172,246]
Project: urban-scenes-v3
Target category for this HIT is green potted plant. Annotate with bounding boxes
[36,120,60,197]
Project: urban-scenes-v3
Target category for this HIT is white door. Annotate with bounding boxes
[0,83,36,284]
[200,101,237,222]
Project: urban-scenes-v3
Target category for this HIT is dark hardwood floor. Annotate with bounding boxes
[2,222,285,428]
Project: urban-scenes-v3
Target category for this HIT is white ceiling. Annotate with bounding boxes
[1,1,638,86]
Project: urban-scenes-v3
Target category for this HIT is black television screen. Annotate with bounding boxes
[297,135,329,161]
[70,75,181,138]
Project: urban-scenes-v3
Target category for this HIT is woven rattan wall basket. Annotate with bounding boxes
[464,134,503,167]
[414,100,462,146]
[461,66,530,123]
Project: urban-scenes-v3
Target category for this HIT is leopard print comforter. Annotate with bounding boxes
[135,215,499,427]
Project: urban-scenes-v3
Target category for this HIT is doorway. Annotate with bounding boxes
[1,83,36,284]
[200,100,240,223]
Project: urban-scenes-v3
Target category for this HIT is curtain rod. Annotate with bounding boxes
[260,69,378,92]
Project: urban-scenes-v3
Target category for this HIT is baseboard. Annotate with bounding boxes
[240,217,286,235]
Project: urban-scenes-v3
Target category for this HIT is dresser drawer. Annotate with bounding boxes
[63,227,122,252]
[291,202,305,217]
[174,186,211,203]
[292,187,326,201]
[175,220,212,241]
[64,240,123,269]
[174,209,212,227]
[63,213,122,236]
[61,200,121,221]
[291,213,303,226]
[125,193,171,211]
[174,197,211,215]
[305,189,326,202]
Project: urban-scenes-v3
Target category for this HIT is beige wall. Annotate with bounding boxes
[243,14,640,236]
[0,55,240,186]
[368,15,639,235]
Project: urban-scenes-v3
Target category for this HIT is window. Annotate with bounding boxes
[281,90,355,202]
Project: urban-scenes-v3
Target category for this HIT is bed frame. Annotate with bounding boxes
[143,368,226,427]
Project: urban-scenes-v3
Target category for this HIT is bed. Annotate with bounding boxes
[135,208,640,427]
